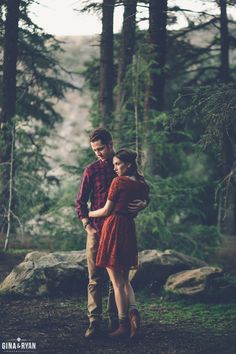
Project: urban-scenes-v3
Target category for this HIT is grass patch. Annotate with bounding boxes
[137,290,236,333]
[96,289,236,333]
[4,248,34,255]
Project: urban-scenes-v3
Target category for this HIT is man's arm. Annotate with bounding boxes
[127,199,147,215]
[127,182,150,215]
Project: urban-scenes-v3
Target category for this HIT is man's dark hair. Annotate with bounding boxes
[89,127,112,145]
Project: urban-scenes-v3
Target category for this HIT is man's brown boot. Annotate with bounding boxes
[84,322,101,339]
[129,309,140,339]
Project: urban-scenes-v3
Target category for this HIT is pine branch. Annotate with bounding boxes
[173,17,218,39]
[168,5,216,18]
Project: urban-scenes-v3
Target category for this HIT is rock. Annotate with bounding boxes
[164,266,223,298]
[24,251,49,262]
[0,251,87,297]
[130,249,207,290]
[24,250,87,267]
[0,248,210,297]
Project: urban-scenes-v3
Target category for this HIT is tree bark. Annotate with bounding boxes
[143,0,168,174]
[147,0,168,112]
[219,0,230,83]
[0,0,20,236]
[115,0,137,113]
[99,0,115,127]
[218,0,236,234]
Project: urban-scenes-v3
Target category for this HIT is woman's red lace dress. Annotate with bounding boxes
[96,176,149,270]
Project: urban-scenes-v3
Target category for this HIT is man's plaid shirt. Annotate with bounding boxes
[76,158,116,234]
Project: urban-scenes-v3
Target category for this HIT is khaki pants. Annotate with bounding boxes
[86,233,117,323]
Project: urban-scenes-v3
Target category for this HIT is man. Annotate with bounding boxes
[76,128,146,338]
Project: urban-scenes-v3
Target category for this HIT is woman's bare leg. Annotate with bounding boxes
[123,270,136,309]
[105,267,130,337]
[106,267,128,319]
[123,269,140,339]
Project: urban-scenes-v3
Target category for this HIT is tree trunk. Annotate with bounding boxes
[0,0,20,238]
[99,0,115,127]
[144,0,168,174]
[115,0,137,113]
[147,0,168,112]
[219,0,230,83]
[218,0,236,235]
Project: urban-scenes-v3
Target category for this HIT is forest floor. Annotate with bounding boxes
[0,249,236,354]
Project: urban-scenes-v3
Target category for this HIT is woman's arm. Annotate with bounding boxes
[89,199,114,218]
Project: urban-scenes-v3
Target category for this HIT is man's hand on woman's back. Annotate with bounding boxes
[127,199,147,215]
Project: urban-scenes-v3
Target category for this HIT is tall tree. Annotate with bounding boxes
[219,0,230,83]
[0,0,75,248]
[144,0,168,174]
[218,0,235,234]
[147,0,168,112]
[0,0,20,241]
[115,0,137,113]
[99,0,115,127]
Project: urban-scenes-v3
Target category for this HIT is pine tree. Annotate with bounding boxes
[218,0,236,234]
[0,0,20,245]
[0,0,76,248]
[99,0,115,127]
[115,0,138,115]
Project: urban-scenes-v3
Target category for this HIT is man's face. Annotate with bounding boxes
[91,139,113,161]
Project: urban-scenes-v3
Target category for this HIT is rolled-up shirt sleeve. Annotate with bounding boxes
[76,168,91,220]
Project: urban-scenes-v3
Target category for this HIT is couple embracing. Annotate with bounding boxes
[76,128,149,340]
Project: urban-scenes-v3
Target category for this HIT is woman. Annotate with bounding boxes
[88,148,149,339]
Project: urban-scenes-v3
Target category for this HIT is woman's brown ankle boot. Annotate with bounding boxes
[108,320,129,338]
[129,309,140,339]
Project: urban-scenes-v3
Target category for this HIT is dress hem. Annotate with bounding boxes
[96,263,138,271]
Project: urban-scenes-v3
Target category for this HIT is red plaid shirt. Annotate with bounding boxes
[76,158,116,234]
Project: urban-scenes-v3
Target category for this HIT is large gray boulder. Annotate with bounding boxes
[0,248,210,297]
[164,266,223,298]
[0,250,87,297]
[130,249,207,290]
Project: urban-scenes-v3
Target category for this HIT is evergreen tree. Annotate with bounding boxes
[115,0,137,129]
[146,0,168,112]
[99,0,115,127]
[218,0,235,234]
[0,0,76,249]
[0,0,20,248]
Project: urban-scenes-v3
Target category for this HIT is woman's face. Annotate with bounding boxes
[113,156,130,176]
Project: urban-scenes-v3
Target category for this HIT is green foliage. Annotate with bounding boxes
[173,83,236,230]
[0,0,78,244]
[24,182,86,251]
[22,143,97,251]
[136,173,221,259]
[174,83,236,152]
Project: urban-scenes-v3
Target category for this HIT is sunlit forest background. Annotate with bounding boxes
[0,0,236,261]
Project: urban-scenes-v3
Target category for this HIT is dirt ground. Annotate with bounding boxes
[0,250,236,354]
